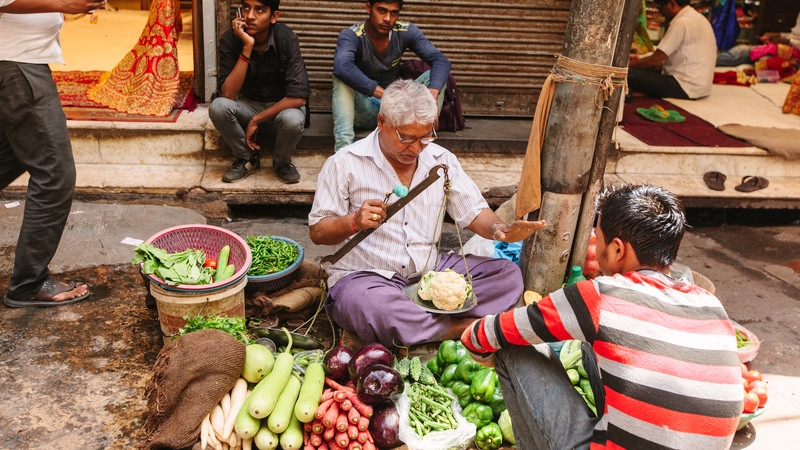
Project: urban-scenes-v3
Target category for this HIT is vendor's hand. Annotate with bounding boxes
[429,88,440,100]
[245,120,260,151]
[354,199,387,231]
[232,17,255,47]
[493,220,547,243]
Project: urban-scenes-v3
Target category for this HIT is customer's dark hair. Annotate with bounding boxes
[368,0,403,9]
[254,0,280,11]
[654,0,691,6]
[595,184,686,268]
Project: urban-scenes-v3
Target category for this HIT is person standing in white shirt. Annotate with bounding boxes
[628,0,717,99]
[1,0,103,307]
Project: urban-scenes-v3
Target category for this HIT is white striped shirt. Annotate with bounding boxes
[309,129,487,287]
[0,6,65,65]
[657,6,717,99]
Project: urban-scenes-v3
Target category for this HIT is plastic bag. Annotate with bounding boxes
[395,387,476,450]
[461,234,495,257]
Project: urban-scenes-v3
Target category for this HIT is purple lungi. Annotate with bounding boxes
[325,253,522,347]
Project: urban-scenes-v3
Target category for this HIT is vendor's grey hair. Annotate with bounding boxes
[380,79,438,128]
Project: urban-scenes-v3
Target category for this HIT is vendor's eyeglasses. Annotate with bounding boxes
[394,126,437,145]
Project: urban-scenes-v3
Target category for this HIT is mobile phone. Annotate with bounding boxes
[236,7,242,18]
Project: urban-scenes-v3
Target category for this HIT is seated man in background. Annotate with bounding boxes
[210,0,309,184]
[462,184,743,449]
[628,0,717,99]
[309,79,545,347]
[332,0,450,151]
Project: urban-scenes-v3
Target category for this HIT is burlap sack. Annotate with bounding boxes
[246,261,326,318]
[140,329,246,450]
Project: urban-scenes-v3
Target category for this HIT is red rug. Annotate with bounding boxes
[52,70,198,120]
[621,96,749,147]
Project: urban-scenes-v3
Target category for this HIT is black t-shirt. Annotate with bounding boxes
[217,24,310,103]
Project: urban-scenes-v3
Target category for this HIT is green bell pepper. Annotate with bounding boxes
[437,340,460,366]
[455,340,470,362]
[455,358,482,384]
[476,422,503,450]
[462,402,493,429]
[440,363,458,387]
[426,357,441,375]
[449,380,473,408]
[470,368,496,402]
[488,387,506,418]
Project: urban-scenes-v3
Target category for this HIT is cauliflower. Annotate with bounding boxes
[417,269,473,311]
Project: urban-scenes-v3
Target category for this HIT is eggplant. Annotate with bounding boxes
[368,403,402,449]
[356,364,404,405]
[323,346,354,384]
[348,342,393,382]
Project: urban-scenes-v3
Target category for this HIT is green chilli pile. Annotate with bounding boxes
[246,235,299,276]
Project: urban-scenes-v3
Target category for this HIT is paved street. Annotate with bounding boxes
[0,201,798,449]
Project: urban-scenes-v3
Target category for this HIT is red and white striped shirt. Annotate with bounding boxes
[462,270,743,449]
[309,129,487,287]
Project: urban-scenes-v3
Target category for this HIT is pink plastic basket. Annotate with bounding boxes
[143,224,252,292]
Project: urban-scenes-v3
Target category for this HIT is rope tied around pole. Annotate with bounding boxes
[550,54,629,101]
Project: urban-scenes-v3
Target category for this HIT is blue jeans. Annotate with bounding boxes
[495,343,601,449]
[331,71,446,151]
[716,44,754,67]
[209,96,305,166]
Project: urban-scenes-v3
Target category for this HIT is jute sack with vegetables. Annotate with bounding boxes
[139,329,246,450]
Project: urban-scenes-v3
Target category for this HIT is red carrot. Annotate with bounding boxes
[323,401,340,428]
[325,377,355,393]
[327,442,343,450]
[356,431,369,444]
[304,422,313,433]
[347,424,359,440]
[318,442,329,450]
[340,399,352,411]
[357,416,370,432]
[333,390,348,402]
[335,431,350,448]
[345,391,373,418]
[311,419,325,435]
[347,406,360,425]
[320,388,335,402]
[323,425,336,441]
[347,441,362,450]
[362,442,376,450]
[315,398,335,420]
[310,432,322,447]
[336,410,349,432]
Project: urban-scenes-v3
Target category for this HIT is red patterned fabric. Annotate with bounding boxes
[783,77,800,116]
[86,0,185,117]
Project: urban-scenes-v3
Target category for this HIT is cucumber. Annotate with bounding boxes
[279,412,304,450]
[216,245,230,277]
[248,328,295,419]
[294,362,325,423]
[217,263,236,282]
[234,394,261,439]
[267,375,302,434]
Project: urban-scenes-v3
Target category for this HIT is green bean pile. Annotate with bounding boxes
[245,235,299,276]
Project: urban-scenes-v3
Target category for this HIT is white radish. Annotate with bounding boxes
[221,392,231,419]
[200,413,210,450]
[207,418,222,450]
[211,404,225,437]
[242,438,252,450]
[223,378,248,439]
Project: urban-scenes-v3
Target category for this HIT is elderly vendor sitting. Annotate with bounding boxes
[309,79,545,347]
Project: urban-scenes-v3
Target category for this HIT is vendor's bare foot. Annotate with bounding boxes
[52,282,89,302]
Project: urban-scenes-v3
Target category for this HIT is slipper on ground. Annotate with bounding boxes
[735,176,769,193]
[3,278,90,308]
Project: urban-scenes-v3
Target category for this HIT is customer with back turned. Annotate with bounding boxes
[332,0,450,151]
[462,185,743,449]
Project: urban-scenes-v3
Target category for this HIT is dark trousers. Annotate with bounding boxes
[627,68,691,99]
[0,61,76,300]
[495,344,601,449]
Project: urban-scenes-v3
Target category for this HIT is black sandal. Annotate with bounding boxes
[3,278,90,308]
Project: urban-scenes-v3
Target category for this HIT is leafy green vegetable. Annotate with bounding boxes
[175,314,252,343]
[132,243,215,285]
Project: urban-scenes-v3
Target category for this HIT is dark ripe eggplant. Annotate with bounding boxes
[348,342,393,382]
[323,346,354,383]
[356,364,404,405]
[368,403,402,448]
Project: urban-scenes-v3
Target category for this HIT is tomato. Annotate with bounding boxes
[203,258,217,269]
[750,386,768,408]
[742,378,749,390]
[740,363,748,377]
[742,391,760,414]
[747,380,767,393]
[743,370,763,384]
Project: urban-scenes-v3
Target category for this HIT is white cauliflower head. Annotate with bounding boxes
[417,269,471,311]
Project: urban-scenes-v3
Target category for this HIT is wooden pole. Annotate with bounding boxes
[520,0,626,295]
[569,0,643,272]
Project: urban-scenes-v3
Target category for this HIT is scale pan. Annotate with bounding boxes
[402,282,477,314]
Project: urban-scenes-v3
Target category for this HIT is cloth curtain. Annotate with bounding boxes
[711,0,739,51]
